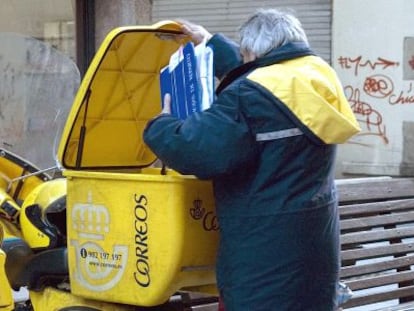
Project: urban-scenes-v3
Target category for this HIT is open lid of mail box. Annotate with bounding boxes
[57,21,190,170]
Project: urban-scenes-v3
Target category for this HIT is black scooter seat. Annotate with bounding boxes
[3,238,68,291]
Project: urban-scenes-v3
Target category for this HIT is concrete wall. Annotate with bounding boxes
[94,0,152,48]
[333,0,414,177]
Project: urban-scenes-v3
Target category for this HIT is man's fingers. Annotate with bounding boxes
[181,24,193,36]
[162,93,172,114]
[176,20,212,45]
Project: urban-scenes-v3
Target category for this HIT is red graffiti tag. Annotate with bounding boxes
[409,56,414,70]
[344,85,388,144]
[389,83,414,105]
[337,56,399,76]
[363,74,394,98]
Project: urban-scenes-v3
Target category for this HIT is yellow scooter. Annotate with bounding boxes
[0,153,217,310]
[54,20,220,309]
[0,149,139,310]
[0,23,219,310]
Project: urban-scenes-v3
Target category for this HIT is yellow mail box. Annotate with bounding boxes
[57,21,218,306]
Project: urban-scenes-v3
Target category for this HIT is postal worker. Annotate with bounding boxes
[144,8,360,311]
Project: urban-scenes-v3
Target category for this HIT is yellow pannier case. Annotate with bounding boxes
[57,21,218,306]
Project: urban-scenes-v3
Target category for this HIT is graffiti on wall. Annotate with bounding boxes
[409,56,414,70]
[404,37,414,79]
[337,41,414,145]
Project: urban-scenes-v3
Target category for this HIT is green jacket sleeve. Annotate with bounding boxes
[143,88,257,179]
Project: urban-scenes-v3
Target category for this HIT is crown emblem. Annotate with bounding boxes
[72,192,109,240]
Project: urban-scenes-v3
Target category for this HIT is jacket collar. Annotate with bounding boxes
[216,41,315,94]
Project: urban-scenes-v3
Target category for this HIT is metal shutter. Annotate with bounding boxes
[152,0,332,63]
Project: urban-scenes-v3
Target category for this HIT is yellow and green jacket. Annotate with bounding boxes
[144,34,360,310]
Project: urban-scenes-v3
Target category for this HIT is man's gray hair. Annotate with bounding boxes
[238,8,309,58]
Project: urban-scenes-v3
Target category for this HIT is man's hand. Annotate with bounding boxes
[178,20,212,45]
[161,93,171,115]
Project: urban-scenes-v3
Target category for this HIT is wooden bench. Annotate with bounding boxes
[337,177,414,310]
[161,177,414,311]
